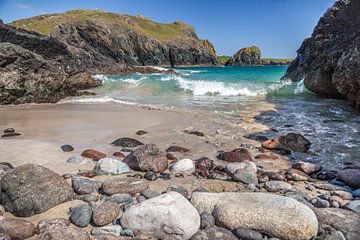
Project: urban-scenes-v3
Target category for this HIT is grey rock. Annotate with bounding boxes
[233,169,258,184]
[120,229,134,237]
[344,200,360,213]
[264,180,293,192]
[0,164,74,217]
[106,194,132,204]
[67,155,94,165]
[111,137,144,147]
[77,194,99,203]
[61,144,74,152]
[234,227,263,240]
[94,157,130,175]
[225,161,257,175]
[72,177,102,195]
[338,169,360,189]
[69,204,92,228]
[91,226,123,237]
[353,188,360,198]
[190,226,237,240]
[314,198,331,208]
[200,211,215,229]
[144,171,158,181]
[141,189,160,199]
[102,177,149,195]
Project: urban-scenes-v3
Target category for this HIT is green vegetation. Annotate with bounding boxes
[10,9,193,41]
[238,46,260,56]
[217,55,231,64]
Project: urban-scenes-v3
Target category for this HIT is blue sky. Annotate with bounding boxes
[0,0,334,58]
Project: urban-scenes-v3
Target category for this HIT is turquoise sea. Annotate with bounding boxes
[64,66,360,168]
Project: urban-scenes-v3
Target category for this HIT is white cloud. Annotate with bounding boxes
[16,3,34,12]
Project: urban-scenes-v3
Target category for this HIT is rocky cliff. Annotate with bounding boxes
[10,10,219,68]
[282,0,360,110]
[225,46,261,66]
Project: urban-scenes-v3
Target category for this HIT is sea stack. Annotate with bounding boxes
[225,46,261,66]
[282,0,360,111]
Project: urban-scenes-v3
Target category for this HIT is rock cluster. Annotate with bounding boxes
[225,46,261,66]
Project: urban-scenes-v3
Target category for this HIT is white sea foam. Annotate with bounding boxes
[294,79,305,94]
[151,66,168,72]
[59,96,137,105]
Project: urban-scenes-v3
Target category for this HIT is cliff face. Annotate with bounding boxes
[10,10,219,68]
[225,46,261,66]
[282,0,360,110]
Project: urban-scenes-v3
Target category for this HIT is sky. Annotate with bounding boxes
[0,0,334,58]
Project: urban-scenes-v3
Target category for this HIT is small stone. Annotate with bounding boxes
[91,226,122,237]
[194,157,214,178]
[344,200,360,212]
[292,161,322,174]
[111,137,144,147]
[92,201,120,226]
[61,144,74,152]
[142,189,160,199]
[67,155,94,165]
[262,171,286,181]
[113,152,125,158]
[120,229,134,237]
[137,195,146,203]
[170,158,195,173]
[255,153,279,160]
[77,170,96,178]
[72,177,102,195]
[167,185,189,199]
[121,148,133,153]
[285,169,309,181]
[0,218,36,239]
[258,175,269,183]
[233,169,258,185]
[209,172,232,181]
[77,194,99,203]
[166,153,177,160]
[190,226,237,240]
[234,227,263,240]
[246,183,257,192]
[217,148,252,162]
[3,128,14,134]
[185,130,205,137]
[144,171,157,181]
[81,149,106,161]
[69,204,93,228]
[225,161,257,175]
[136,130,148,135]
[312,183,339,191]
[328,196,349,207]
[331,190,353,200]
[200,211,215,229]
[94,157,130,175]
[102,177,149,195]
[314,198,330,208]
[264,181,292,192]
[1,132,21,138]
[353,188,360,198]
[166,145,190,153]
[338,169,360,188]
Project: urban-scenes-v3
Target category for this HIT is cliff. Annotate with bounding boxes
[282,0,360,110]
[225,46,261,66]
[10,10,219,68]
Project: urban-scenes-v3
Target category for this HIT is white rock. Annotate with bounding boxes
[225,161,257,175]
[191,192,318,240]
[91,225,122,237]
[170,159,195,173]
[94,157,130,175]
[121,191,200,240]
[265,181,293,192]
[67,155,94,165]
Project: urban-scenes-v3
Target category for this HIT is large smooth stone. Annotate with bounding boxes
[170,159,195,173]
[102,177,149,195]
[123,144,168,173]
[191,192,318,240]
[0,218,37,239]
[121,191,200,240]
[0,164,74,217]
[190,226,237,240]
[81,149,106,161]
[94,157,130,175]
[262,133,311,153]
[71,176,102,195]
[338,169,360,188]
[69,204,93,228]
[314,208,360,239]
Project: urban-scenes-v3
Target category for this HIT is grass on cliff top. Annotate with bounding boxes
[217,55,231,64]
[10,9,193,41]
[237,46,261,55]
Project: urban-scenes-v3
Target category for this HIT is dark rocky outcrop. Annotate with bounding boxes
[0,164,74,217]
[282,0,360,110]
[225,46,261,66]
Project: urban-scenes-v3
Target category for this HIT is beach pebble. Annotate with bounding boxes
[234,227,263,240]
[1,132,21,138]
[136,130,148,135]
[111,137,144,147]
[0,218,37,240]
[120,229,134,237]
[233,169,258,184]
[331,190,353,200]
[144,171,157,181]
[262,133,311,153]
[137,195,147,203]
[170,158,195,173]
[166,153,177,160]
[123,144,168,173]
[102,177,149,195]
[61,144,74,152]
[217,148,252,162]
[92,201,120,226]
[3,128,14,134]
[77,194,99,203]
[191,192,318,240]
[113,152,125,158]
[94,157,130,175]
[285,169,309,181]
[292,161,321,174]
[72,176,102,195]
[67,155,94,165]
[200,211,215,229]
[69,204,93,228]
[106,194,132,204]
[254,153,279,160]
[167,185,189,199]
[262,171,286,181]
[81,149,106,161]
[141,189,160,199]
[91,225,122,237]
[344,200,360,212]
[121,191,200,239]
[313,198,330,208]
[194,157,214,178]
[191,226,237,240]
[353,188,360,198]
[225,161,257,175]
[77,170,96,178]
[337,169,360,188]
[264,180,293,192]
[166,145,190,153]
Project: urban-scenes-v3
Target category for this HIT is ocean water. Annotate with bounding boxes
[63,66,360,169]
